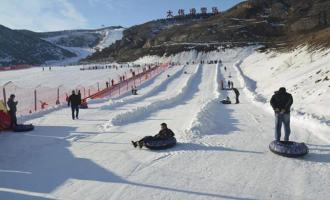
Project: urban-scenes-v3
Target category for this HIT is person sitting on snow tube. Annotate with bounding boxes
[131,123,175,149]
[221,96,231,104]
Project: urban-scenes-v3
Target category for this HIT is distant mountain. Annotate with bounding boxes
[85,0,330,63]
[0,25,76,66]
[0,26,124,66]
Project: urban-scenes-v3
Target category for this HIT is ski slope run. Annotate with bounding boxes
[0,55,329,199]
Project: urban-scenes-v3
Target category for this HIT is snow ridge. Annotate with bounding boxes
[111,64,201,126]
[183,63,221,140]
[101,66,184,110]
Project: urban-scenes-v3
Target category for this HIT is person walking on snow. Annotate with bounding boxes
[77,90,82,105]
[232,88,240,104]
[131,123,175,148]
[228,80,231,89]
[7,94,18,128]
[68,90,80,120]
[270,87,293,141]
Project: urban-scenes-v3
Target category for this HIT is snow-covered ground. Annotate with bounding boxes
[0,65,129,88]
[0,47,329,200]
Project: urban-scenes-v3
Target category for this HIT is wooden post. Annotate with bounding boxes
[34,89,37,112]
[3,87,6,105]
[56,87,60,105]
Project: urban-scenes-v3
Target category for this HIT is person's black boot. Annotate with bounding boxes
[138,141,143,149]
[131,141,137,148]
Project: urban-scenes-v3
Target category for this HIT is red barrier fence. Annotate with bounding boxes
[0,64,31,71]
[86,63,168,100]
[0,63,168,117]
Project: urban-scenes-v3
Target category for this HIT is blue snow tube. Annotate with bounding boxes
[221,100,231,104]
[13,124,34,132]
[145,137,177,150]
[269,140,309,157]
[79,102,88,109]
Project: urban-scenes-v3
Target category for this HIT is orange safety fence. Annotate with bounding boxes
[87,63,168,100]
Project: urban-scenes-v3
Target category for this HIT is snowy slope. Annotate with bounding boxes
[42,27,124,64]
[0,64,129,88]
[237,47,330,142]
[95,28,124,50]
[0,48,329,200]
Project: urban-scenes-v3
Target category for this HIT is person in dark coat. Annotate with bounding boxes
[228,80,231,89]
[131,123,175,148]
[270,87,293,141]
[7,94,18,128]
[77,90,82,105]
[68,90,80,120]
[232,88,240,104]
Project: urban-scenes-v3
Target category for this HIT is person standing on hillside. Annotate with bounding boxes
[270,87,293,141]
[68,90,80,120]
[232,88,240,104]
[7,94,18,128]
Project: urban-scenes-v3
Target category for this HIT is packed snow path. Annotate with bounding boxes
[0,62,329,199]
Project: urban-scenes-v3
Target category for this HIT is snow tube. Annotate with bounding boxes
[221,100,231,104]
[269,140,309,157]
[13,124,34,132]
[79,102,88,109]
[145,137,177,150]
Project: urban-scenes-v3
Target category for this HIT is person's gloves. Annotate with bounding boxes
[280,109,285,114]
[274,108,280,113]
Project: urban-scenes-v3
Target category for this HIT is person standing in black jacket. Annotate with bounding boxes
[270,87,293,141]
[68,90,80,120]
[7,94,18,128]
[77,90,82,105]
[232,88,240,104]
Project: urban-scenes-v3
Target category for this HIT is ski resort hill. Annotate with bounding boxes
[86,0,330,63]
[0,46,329,199]
[0,26,124,66]
[0,0,330,199]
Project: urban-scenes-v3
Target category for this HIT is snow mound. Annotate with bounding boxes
[110,65,201,126]
[101,66,184,110]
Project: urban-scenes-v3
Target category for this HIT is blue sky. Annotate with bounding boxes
[0,0,244,32]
